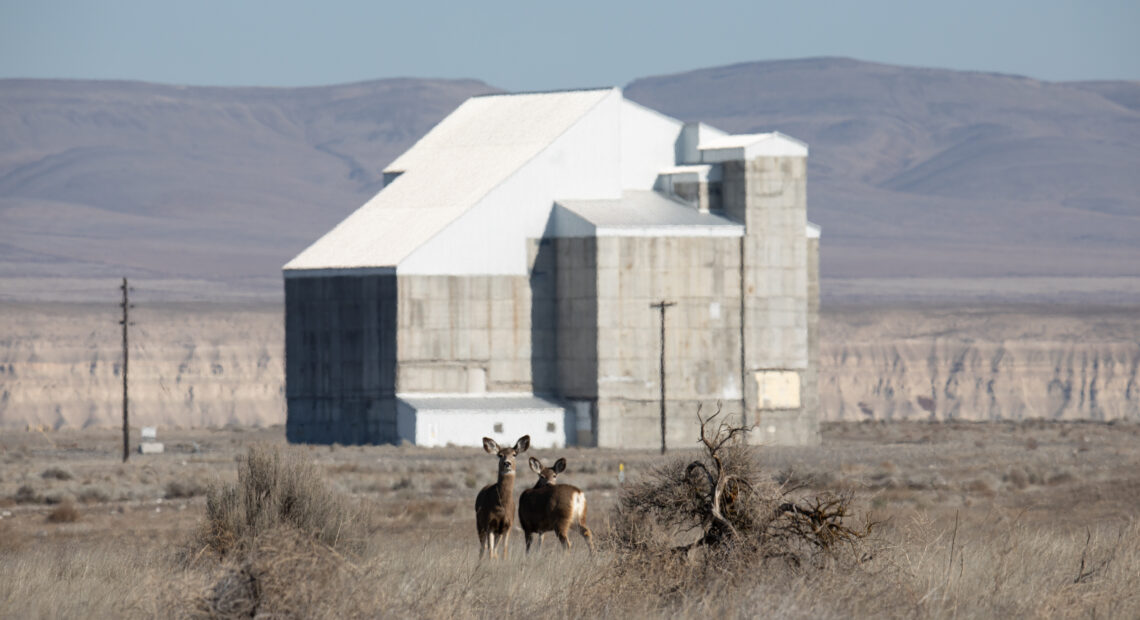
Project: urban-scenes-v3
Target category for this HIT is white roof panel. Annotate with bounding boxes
[284,89,615,271]
[554,191,743,237]
[700,131,809,161]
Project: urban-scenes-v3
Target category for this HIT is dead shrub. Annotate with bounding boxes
[76,485,112,504]
[1004,466,1030,490]
[189,527,358,619]
[1046,470,1076,486]
[191,444,367,559]
[390,477,414,491]
[41,467,74,480]
[46,500,80,523]
[165,479,207,499]
[14,484,41,504]
[612,405,873,592]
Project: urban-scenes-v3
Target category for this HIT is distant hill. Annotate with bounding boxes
[1,58,1138,301]
[625,58,1140,284]
[0,78,499,300]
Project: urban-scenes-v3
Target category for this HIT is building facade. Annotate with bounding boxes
[283,88,820,448]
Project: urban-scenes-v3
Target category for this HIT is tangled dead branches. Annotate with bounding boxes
[615,404,872,569]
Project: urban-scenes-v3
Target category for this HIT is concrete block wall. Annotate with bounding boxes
[721,155,818,445]
[803,236,821,443]
[590,235,745,449]
[285,274,398,444]
[554,236,599,402]
[396,274,544,395]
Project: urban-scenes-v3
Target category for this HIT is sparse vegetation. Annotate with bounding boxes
[164,479,207,499]
[0,422,1137,618]
[46,500,80,523]
[41,466,74,480]
[612,407,872,600]
[13,484,40,504]
[193,444,368,558]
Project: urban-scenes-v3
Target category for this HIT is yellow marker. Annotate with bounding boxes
[618,462,625,484]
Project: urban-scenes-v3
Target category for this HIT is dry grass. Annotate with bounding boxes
[0,421,1138,618]
[192,444,368,558]
[45,500,80,523]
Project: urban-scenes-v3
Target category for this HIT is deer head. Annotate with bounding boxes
[483,435,530,479]
[528,456,566,487]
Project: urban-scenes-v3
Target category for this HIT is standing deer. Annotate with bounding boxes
[518,456,595,554]
[475,435,529,560]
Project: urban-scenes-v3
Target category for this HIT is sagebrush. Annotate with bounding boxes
[192,444,367,558]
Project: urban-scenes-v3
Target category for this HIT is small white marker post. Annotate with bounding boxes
[139,426,164,454]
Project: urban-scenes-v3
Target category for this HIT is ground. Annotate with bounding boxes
[1,421,1138,618]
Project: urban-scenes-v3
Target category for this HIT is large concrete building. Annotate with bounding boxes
[283,88,820,449]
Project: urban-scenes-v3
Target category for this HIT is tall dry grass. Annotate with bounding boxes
[2,514,1135,619]
[3,421,1139,619]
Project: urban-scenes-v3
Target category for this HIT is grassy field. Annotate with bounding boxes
[1,420,1138,618]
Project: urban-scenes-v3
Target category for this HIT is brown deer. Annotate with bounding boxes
[518,456,594,554]
[474,435,529,560]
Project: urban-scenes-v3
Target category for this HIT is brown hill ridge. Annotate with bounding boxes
[2,58,1138,302]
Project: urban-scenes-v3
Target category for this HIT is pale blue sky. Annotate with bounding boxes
[1,0,1137,90]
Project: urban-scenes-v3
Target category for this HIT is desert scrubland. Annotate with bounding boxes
[0,420,1137,618]
[2,298,1137,617]
[2,300,1138,430]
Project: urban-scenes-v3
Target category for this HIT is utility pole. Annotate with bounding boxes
[120,278,130,463]
[650,300,676,454]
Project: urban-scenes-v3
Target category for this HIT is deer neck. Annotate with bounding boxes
[497,472,516,504]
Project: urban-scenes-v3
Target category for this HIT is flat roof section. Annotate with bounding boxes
[553,190,744,238]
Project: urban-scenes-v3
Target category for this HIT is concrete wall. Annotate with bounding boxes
[395,274,551,395]
[588,235,744,449]
[285,274,397,444]
[804,236,821,441]
[554,236,599,402]
[722,155,818,445]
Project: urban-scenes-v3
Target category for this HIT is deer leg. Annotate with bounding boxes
[501,528,510,560]
[524,530,534,553]
[488,532,498,560]
[537,533,544,553]
[556,527,571,551]
[578,522,595,553]
[478,530,488,560]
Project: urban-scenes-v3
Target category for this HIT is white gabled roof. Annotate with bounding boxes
[700,131,808,161]
[284,88,615,273]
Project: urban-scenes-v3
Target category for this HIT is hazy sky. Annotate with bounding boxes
[2,0,1137,91]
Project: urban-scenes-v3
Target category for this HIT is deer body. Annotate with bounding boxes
[518,457,594,553]
[475,436,529,560]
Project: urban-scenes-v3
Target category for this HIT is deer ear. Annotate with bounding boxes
[553,458,567,474]
[482,438,500,454]
[529,457,543,474]
[514,435,530,453]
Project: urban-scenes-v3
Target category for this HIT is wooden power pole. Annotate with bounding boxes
[650,300,676,454]
[120,278,130,463]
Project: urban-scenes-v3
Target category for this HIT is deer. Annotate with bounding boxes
[518,456,595,554]
[474,435,529,560]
